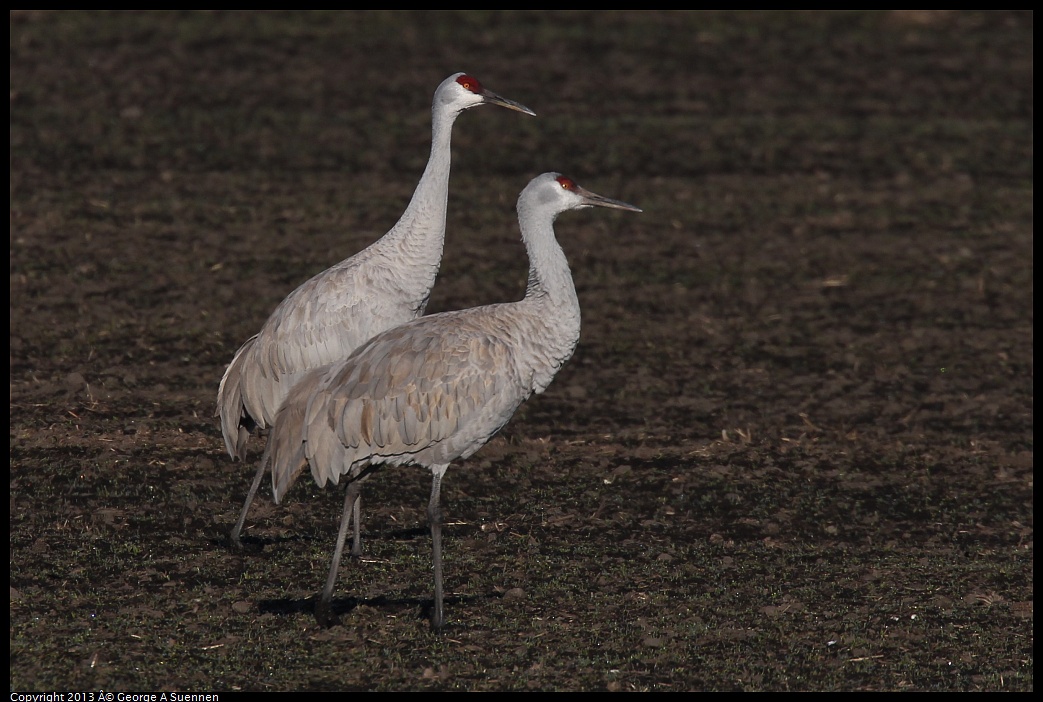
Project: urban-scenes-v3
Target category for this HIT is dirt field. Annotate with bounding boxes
[10,10,1033,691]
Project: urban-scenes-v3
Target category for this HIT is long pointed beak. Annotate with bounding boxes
[574,185,643,212]
[480,89,537,116]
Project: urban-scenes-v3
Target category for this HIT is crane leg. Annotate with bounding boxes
[350,492,363,558]
[231,462,364,556]
[428,470,445,631]
[316,479,363,627]
[229,457,266,550]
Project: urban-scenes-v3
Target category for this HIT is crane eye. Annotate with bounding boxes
[556,176,575,190]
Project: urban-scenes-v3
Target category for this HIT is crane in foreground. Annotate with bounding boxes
[217,73,535,551]
[260,172,641,629]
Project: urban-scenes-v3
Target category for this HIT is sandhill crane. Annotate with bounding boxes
[260,172,641,629]
[217,73,534,550]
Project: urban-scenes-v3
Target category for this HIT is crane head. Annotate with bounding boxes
[523,172,643,214]
[437,73,536,116]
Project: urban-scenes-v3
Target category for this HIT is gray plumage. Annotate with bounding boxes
[216,74,534,549]
[260,172,641,629]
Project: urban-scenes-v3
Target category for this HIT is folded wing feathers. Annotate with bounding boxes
[216,334,259,460]
[265,312,526,500]
[268,374,316,503]
[217,270,418,459]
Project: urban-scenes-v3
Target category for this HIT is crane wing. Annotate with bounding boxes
[303,314,527,490]
[218,253,423,457]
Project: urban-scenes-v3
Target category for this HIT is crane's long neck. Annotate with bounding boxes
[519,206,582,358]
[379,104,460,303]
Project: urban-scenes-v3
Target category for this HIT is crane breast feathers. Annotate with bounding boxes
[322,325,516,461]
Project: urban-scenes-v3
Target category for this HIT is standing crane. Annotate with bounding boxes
[218,74,535,550]
[260,172,641,629]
